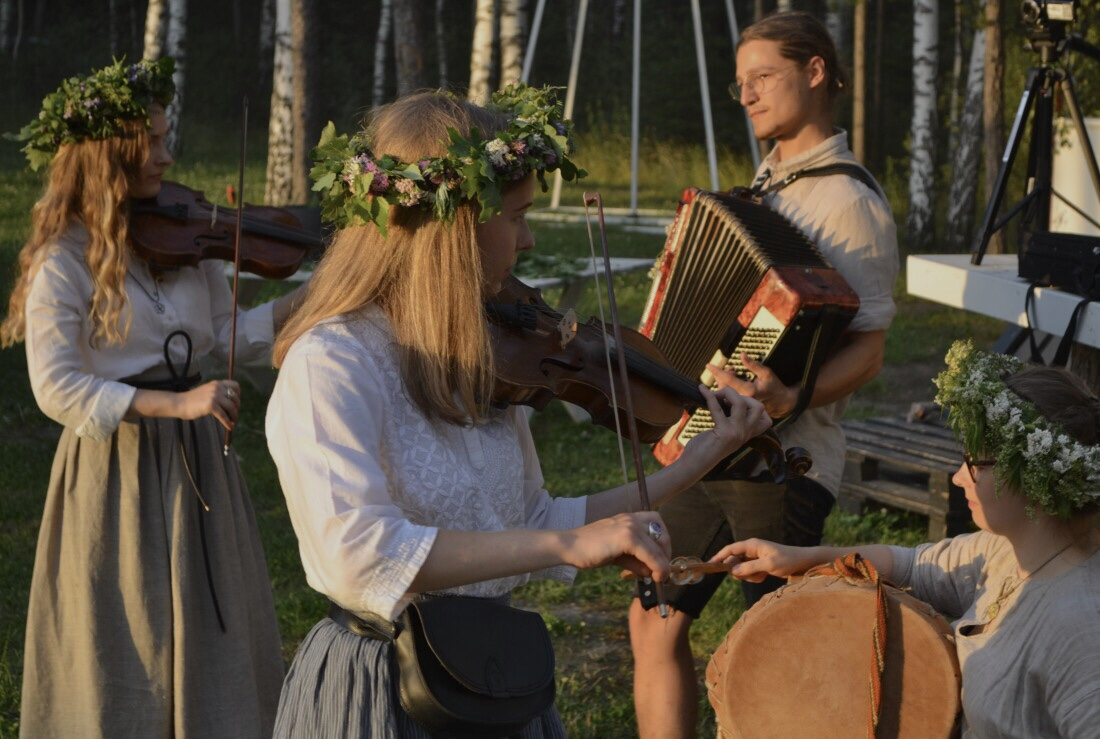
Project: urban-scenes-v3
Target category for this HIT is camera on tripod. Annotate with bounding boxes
[1022,0,1078,29]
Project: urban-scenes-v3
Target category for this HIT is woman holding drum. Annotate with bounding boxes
[713,340,1100,737]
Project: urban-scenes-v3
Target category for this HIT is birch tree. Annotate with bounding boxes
[393,0,426,98]
[435,0,448,88]
[373,0,393,109]
[164,0,187,157]
[946,17,986,251]
[0,0,13,57]
[259,0,275,86]
[143,0,168,60]
[469,0,495,105]
[265,0,293,206]
[499,0,524,88]
[291,0,319,204]
[906,0,939,251]
[983,0,1005,254]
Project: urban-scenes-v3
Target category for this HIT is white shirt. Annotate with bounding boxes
[266,306,587,622]
[25,223,275,440]
[754,131,900,495]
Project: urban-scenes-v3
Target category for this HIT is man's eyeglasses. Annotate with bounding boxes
[962,453,995,483]
[728,65,800,101]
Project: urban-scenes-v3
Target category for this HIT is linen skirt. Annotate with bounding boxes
[20,415,285,739]
[273,617,568,738]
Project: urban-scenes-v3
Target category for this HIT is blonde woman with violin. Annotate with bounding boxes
[2,58,303,737]
[265,86,772,738]
[711,341,1100,738]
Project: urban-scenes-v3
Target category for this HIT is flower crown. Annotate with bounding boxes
[309,84,585,235]
[11,57,176,171]
[934,339,1100,519]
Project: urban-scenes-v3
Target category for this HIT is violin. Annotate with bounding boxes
[486,275,811,482]
[128,180,324,278]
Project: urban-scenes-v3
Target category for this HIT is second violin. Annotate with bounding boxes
[129,180,324,278]
[486,275,810,483]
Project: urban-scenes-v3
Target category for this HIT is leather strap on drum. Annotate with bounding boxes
[803,554,889,739]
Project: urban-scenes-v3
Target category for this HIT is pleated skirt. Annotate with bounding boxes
[20,415,285,739]
[273,618,569,739]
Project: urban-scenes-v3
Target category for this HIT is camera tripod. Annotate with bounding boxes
[972,25,1100,264]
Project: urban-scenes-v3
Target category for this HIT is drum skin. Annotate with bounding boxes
[706,576,962,739]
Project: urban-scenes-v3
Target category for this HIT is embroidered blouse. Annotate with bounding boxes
[265,305,587,622]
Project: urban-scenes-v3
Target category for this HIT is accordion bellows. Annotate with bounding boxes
[640,189,860,466]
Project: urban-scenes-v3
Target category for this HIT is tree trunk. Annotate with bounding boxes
[754,0,764,22]
[393,0,426,98]
[435,0,447,87]
[852,0,866,162]
[946,0,965,161]
[259,0,275,86]
[0,0,12,56]
[265,0,294,206]
[906,0,938,251]
[143,0,168,59]
[499,0,523,88]
[109,0,120,56]
[945,21,986,251]
[825,0,844,56]
[983,0,1005,255]
[291,0,319,204]
[870,0,884,165]
[777,0,792,12]
[468,0,495,104]
[373,0,393,109]
[164,0,188,158]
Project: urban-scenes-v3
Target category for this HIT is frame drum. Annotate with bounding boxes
[706,575,961,738]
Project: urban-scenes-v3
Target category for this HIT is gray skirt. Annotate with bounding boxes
[273,617,568,738]
[20,415,285,739]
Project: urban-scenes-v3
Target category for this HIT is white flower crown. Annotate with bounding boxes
[934,339,1100,518]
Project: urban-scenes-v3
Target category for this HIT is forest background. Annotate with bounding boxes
[0,0,1099,736]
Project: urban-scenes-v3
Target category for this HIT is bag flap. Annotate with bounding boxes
[408,599,554,698]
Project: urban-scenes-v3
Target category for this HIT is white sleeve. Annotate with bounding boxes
[203,260,275,366]
[510,406,586,583]
[266,330,437,621]
[25,252,135,440]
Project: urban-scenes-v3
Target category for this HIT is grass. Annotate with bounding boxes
[0,135,1007,738]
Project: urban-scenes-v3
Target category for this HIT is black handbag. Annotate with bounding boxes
[392,597,556,738]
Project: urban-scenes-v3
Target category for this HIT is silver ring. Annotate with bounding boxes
[226,388,236,399]
[647,521,663,542]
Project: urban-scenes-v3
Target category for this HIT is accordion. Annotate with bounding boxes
[640,188,861,466]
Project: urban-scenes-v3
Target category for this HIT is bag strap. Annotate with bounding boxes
[1024,283,1093,367]
[749,162,886,203]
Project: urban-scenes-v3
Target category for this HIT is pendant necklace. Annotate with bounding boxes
[984,540,1075,621]
[130,268,166,314]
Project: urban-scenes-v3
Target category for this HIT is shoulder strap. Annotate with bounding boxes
[752,162,885,203]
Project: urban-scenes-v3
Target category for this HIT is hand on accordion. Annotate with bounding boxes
[707,355,799,419]
[677,386,773,472]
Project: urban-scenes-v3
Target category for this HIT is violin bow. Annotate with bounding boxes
[582,192,669,618]
[224,97,248,456]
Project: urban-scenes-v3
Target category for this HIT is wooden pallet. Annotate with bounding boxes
[838,416,971,540]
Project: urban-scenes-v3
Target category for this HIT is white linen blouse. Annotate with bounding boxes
[24,223,275,441]
[265,305,587,622]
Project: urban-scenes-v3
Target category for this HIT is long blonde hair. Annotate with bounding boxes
[1,116,150,349]
[273,92,511,426]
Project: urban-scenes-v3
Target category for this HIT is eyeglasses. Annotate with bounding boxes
[962,453,996,483]
[729,65,801,101]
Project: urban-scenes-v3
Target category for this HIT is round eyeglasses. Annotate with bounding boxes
[728,64,801,101]
[962,453,995,483]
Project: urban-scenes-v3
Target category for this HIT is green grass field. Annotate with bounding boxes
[0,132,1005,737]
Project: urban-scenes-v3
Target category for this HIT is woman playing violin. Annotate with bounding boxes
[2,58,303,737]
[265,85,772,737]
